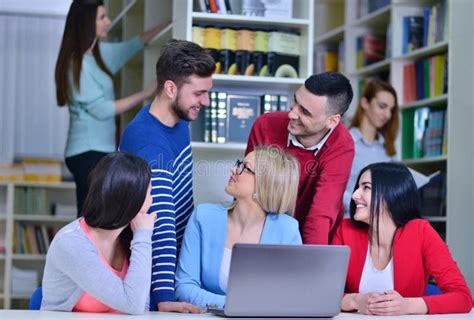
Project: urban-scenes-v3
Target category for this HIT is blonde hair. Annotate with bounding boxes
[253,146,300,215]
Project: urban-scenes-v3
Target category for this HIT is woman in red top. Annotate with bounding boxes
[333,162,472,315]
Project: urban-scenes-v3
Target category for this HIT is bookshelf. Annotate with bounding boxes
[0,182,76,309]
[314,0,473,289]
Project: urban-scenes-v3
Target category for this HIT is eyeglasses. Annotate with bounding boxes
[234,159,255,176]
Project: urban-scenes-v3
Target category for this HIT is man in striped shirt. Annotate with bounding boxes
[119,39,215,313]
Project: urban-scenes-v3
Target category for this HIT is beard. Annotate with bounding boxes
[171,94,193,121]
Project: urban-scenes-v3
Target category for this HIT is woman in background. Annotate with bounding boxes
[55,0,169,215]
[344,80,399,216]
[175,146,302,310]
[333,162,472,315]
[41,152,156,314]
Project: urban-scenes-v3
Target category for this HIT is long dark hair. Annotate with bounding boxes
[350,80,399,156]
[55,0,112,106]
[350,162,422,251]
[82,152,151,259]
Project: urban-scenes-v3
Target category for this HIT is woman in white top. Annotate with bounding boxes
[344,80,399,216]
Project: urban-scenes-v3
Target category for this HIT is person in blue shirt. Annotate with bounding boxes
[175,146,303,310]
[119,39,215,313]
[343,80,399,216]
[55,0,169,216]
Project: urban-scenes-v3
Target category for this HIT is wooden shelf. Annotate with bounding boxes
[394,41,448,61]
[12,254,46,261]
[13,215,75,223]
[402,155,447,166]
[400,94,448,110]
[191,142,246,152]
[351,59,391,77]
[192,12,310,28]
[351,5,391,28]
[314,25,345,44]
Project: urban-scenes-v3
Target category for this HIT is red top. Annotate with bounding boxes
[246,112,354,244]
[332,219,473,314]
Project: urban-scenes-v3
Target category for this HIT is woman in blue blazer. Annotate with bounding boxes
[176,146,302,310]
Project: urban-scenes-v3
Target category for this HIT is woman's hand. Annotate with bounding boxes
[366,290,427,315]
[342,292,381,314]
[355,292,384,314]
[130,212,156,232]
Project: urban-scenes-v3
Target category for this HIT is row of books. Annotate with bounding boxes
[191,92,289,144]
[402,0,449,54]
[198,0,233,14]
[0,159,61,183]
[413,108,447,159]
[198,0,294,19]
[13,222,57,255]
[14,187,76,217]
[313,41,346,75]
[356,33,386,68]
[14,187,48,215]
[403,53,447,103]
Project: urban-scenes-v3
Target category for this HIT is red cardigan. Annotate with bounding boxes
[332,219,473,314]
[246,112,354,244]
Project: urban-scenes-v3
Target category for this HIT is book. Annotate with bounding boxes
[413,107,430,158]
[279,95,289,111]
[403,16,424,54]
[356,34,386,68]
[419,171,446,216]
[210,91,218,143]
[227,95,260,143]
[217,92,228,143]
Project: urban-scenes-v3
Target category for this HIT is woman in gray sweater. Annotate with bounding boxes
[41,152,156,314]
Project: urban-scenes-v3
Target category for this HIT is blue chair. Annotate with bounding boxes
[426,283,442,296]
[29,287,42,310]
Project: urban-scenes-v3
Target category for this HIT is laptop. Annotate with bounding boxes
[208,244,350,318]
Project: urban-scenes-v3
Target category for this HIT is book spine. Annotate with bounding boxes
[217,92,228,143]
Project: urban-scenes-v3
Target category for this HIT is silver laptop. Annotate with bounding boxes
[209,244,350,318]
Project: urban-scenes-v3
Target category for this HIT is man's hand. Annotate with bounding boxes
[157,301,203,314]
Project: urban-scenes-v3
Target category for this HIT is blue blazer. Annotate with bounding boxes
[175,203,302,309]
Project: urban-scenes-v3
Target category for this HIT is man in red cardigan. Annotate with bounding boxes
[246,72,355,244]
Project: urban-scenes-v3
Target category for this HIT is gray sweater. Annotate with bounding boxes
[40,219,152,315]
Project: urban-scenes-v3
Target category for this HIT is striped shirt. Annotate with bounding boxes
[119,105,194,306]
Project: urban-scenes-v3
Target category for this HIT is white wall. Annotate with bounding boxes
[0,0,72,16]
[0,1,71,164]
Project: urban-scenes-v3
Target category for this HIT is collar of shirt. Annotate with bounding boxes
[350,127,385,146]
[287,128,334,156]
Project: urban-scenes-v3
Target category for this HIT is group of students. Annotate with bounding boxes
[40,0,472,316]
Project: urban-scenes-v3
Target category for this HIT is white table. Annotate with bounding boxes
[0,310,472,319]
